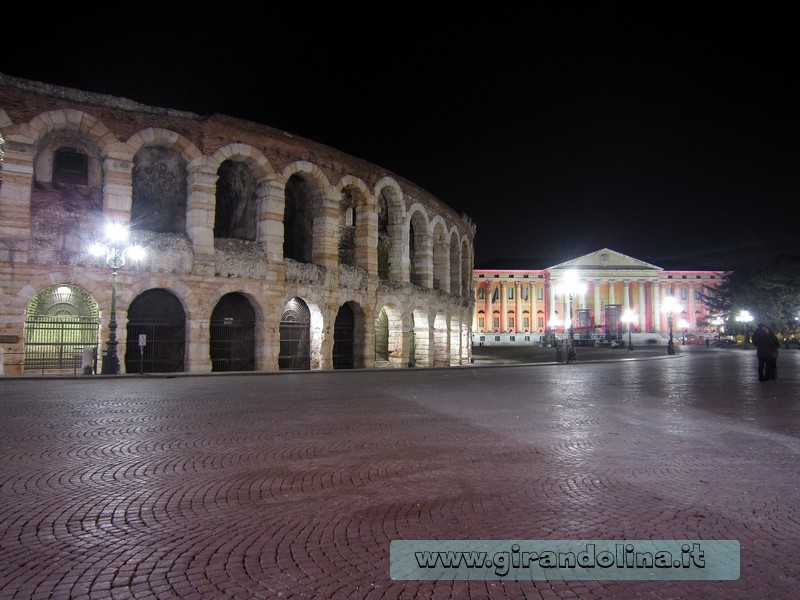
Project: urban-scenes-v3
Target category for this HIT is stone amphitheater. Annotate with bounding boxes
[0,73,475,376]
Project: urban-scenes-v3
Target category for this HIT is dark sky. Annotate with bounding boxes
[3,9,798,269]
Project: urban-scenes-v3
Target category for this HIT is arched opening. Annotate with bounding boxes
[210,293,256,371]
[333,303,355,369]
[24,285,99,371]
[126,289,186,373]
[338,189,356,267]
[279,297,311,370]
[214,160,257,241]
[131,146,187,234]
[283,175,314,263]
[409,220,421,286]
[377,191,390,280]
[375,307,389,362]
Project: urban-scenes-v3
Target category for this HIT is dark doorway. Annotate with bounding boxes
[333,304,355,369]
[210,293,256,372]
[126,289,186,373]
[279,298,311,370]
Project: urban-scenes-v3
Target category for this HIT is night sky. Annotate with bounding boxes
[3,10,797,270]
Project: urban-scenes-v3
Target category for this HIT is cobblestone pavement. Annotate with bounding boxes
[1,348,799,599]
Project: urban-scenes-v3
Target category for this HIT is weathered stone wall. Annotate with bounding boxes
[0,73,475,375]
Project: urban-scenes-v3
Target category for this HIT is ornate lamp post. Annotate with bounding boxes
[621,309,638,351]
[556,270,587,363]
[89,223,145,375]
[678,318,690,345]
[736,310,754,348]
[661,296,683,355]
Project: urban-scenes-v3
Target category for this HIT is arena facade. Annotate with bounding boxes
[473,249,724,346]
[0,73,475,376]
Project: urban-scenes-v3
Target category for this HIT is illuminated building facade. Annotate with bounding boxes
[0,73,475,375]
[473,249,723,344]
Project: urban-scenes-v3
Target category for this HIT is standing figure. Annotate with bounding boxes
[750,323,780,382]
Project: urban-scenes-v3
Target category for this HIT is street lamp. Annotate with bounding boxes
[678,318,690,345]
[556,270,587,362]
[661,296,683,355]
[89,223,146,375]
[621,309,638,351]
[736,310,754,348]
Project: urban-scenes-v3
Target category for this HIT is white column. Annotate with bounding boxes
[623,279,631,311]
[638,280,646,332]
[688,282,696,330]
[500,282,508,332]
[609,279,616,305]
[594,279,601,326]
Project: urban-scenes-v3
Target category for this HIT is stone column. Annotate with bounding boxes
[314,193,341,270]
[515,282,522,332]
[0,137,35,261]
[186,164,218,276]
[688,282,696,330]
[609,279,616,305]
[185,316,212,373]
[258,179,285,263]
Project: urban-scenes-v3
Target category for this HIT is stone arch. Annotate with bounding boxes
[460,237,471,296]
[281,162,331,266]
[336,176,374,272]
[23,284,100,371]
[126,288,187,373]
[408,206,431,288]
[210,145,276,243]
[432,219,449,292]
[449,230,461,297]
[279,295,325,370]
[374,178,406,282]
[126,128,202,235]
[210,292,257,371]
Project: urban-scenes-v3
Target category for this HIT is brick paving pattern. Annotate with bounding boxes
[1,347,798,599]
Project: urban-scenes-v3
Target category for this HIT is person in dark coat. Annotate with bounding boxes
[750,323,780,382]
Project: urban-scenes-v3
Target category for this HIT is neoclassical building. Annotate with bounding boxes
[0,73,475,376]
[473,249,724,344]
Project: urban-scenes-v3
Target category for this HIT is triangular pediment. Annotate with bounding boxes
[548,248,662,272]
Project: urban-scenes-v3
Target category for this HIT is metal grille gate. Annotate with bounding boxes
[23,317,98,371]
[210,293,256,372]
[279,298,310,370]
[125,319,185,373]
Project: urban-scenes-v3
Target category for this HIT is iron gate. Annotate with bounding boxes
[125,319,185,373]
[279,298,310,370]
[23,317,98,371]
[210,293,256,372]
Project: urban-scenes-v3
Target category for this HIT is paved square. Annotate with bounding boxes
[1,348,798,598]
